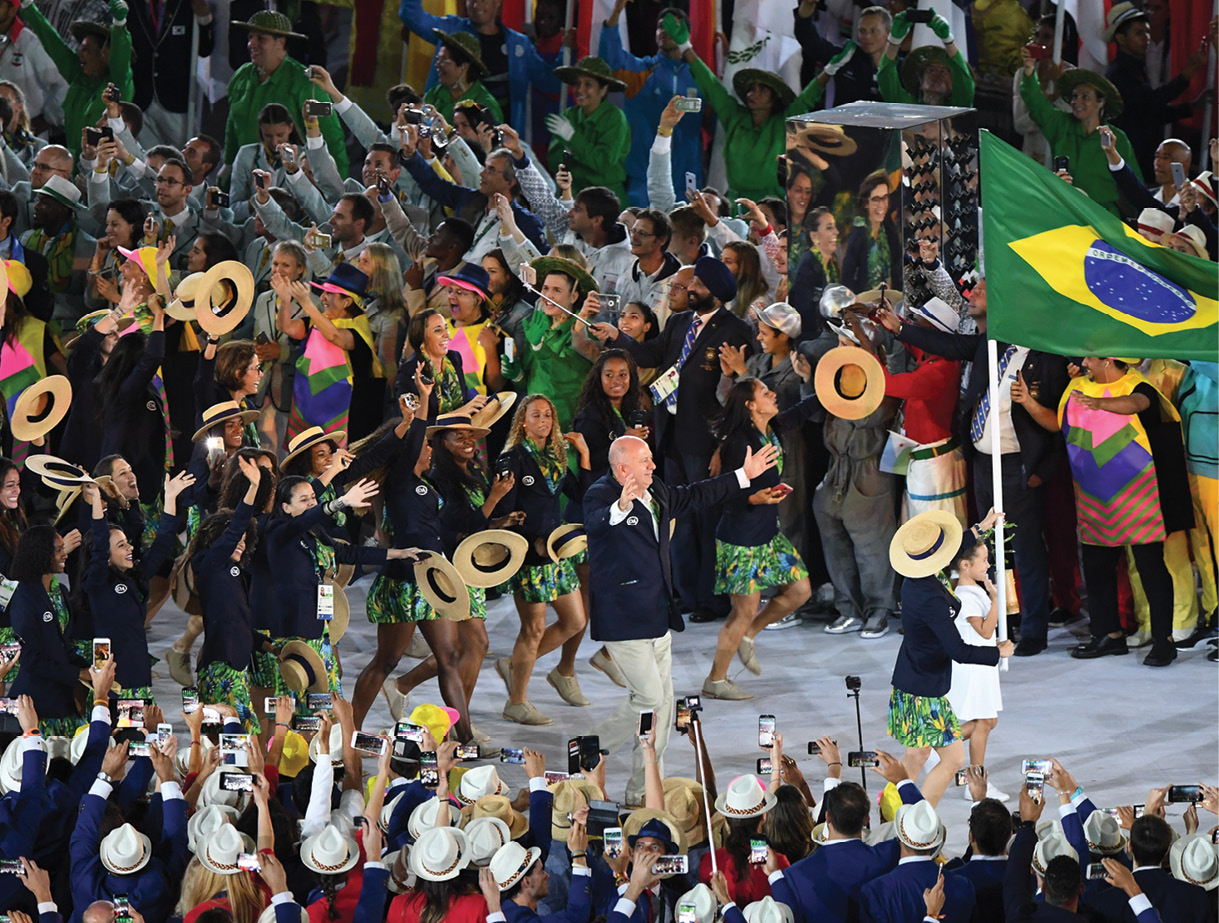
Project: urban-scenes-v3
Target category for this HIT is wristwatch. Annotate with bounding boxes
[97,771,113,783]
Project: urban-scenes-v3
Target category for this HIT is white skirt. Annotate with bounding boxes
[946,585,1003,721]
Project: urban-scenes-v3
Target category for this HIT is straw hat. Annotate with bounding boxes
[35,175,82,211]
[1170,833,1219,891]
[192,401,261,442]
[169,271,227,321]
[409,827,470,881]
[99,823,152,875]
[468,794,527,839]
[0,737,46,793]
[424,413,490,441]
[453,530,528,588]
[25,454,94,488]
[470,391,517,429]
[731,68,795,108]
[554,55,626,92]
[307,724,344,765]
[1171,225,1209,260]
[1032,826,1078,875]
[413,551,471,620]
[199,824,256,875]
[894,801,946,853]
[317,579,351,644]
[676,884,717,923]
[549,777,602,842]
[713,774,777,820]
[231,9,306,39]
[545,523,586,563]
[301,823,360,875]
[455,765,508,805]
[172,557,202,616]
[813,346,885,421]
[529,256,598,302]
[463,816,512,866]
[430,29,488,77]
[378,791,405,833]
[406,796,462,841]
[11,376,72,444]
[1057,69,1124,120]
[662,777,724,847]
[794,122,857,157]
[282,427,346,468]
[195,260,255,337]
[187,803,239,853]
[488,841,541,891]
[1135,208,1174,241]
[1083,812,1127,856]
[1104,1,1147,41]
[278,640,329,695]
[743,897,795,923]
[855,288,903,308]
[889,510,963,579]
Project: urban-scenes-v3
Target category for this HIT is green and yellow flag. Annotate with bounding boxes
[980,131,1218,361]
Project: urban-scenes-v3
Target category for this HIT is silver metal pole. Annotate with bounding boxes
[987,338,1009,673]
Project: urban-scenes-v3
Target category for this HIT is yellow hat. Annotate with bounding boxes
[4,260,31,298]
[408,703,455,743]
[879,782,903,823]
[277,730,310,777]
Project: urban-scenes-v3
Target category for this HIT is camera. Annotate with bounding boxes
[85,126,114,147]
[907,0,933,23]
[845,675,862,692]
[304,100,333,119]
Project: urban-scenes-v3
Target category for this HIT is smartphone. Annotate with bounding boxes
[157,723,172,747]
[604,826,623,859]
[419,751,439,787]
[1086,861,1109,880]
[1134,804,1145,818]
[600,293,621,324]
[1021,759,1052,775]
[456,743,480,760]
[492,128,504,149]
[675,97,702,113]
[85,126,114,146]
[207,437,223,453]
[376,174,390,196]
[292,714,321,732]
[675,698,692,734]
[757,756,772,774]
[92,638,111,671]
[808,740,836,755]
[771,483,794,498]
[1167,785,1203,803]
[117,699,146,729]
[955,769,969,786]
[220,733,250,767]
[758,714,776,748]
[403,107,424,125]
[505,337,516,362]
[907,1,933,24]
[255,172,267,190]
[685,172,697,196]
[106,85,121,103]
[0,699,14,715]
[237,853,261,873]
[1024,42,1049,59]
[280,146,297,169]
[220,771,254,792]
[519,263,537,287]
[304,99,333,118]
[1171,162,1187,189]
[544,770,569,785]
[559,148,572,172]
[677,902,697,923]
[749,838,767,864]
[0,643,18,664]
[1025,771,1045,799]
[1101,132,1113,150]
[847,750,879,768]
[652,855,688,876]
[495,456,513,480]
[500,747,525,764]
[306,692,332,712]
[1054,156,1070,174]
[112,897,129,915]
[395,721,425,742]
[351,731,388,756]
[305,230,332,250]
[0,860,21,874]
[637,710,654,739]
[129,740,151,758]
[207,188,230,210]
[579,735,601,772]
[202,706,221,725]
[264,697,279,714]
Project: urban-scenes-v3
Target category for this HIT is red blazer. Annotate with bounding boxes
[387,891,489,923]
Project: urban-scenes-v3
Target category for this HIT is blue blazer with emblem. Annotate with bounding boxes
[504,867,591,923]
[9,580,88,720]
[860,858,976,923]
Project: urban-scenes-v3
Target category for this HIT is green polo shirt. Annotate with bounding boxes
[500,308,591,430]
[224,54,348,177]
[422,81,503,126]
[547,98,630,205]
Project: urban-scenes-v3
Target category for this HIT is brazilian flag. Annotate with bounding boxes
[980,131,1217,362]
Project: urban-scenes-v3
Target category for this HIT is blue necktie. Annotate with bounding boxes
[663,316,700,409]
[970,345,1017,444]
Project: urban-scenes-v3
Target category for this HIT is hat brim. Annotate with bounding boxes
[413,552,471,620]
[69,21,110,43]
[231,19,307,39]
[310,280,367,303]
[11,375,72,442]
[889,510,964,579]
[35,187,81,211]
[196,261,255,336]
[325,581,350,643]
[469,391,517,429]
[424,421,490,440]
[731,69,795,109]
[431,28,489,77]
[453,529,529,588]
[493,845,541,890]
[900,47,952,98]
[1057,70,1124,120]
[794,123,858,157]
[279,640,329,694]
[894,804,946,852]
[172,556,202,616]
[300,831,360,875]
[545,523,587,563]
[624,809,687,854]
[198,830,258,874]
[813,346,886,421]
[1170,834,1219,891]
[191,408,260,443]
[282,428,346,468]
[713,787,777,820]
[437,274,490,301]
[554,65,626,92]
[1172,233,1209,260]
[530,257,598,304]
[25,453,94,487]
[100,831,153,875]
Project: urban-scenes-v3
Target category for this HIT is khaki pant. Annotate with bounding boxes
[594,633,674,803]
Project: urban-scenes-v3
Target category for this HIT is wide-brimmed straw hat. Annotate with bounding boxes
[300,824,360,875]
[11,375,72,444]
[732,68,795,108]
[470,391,517,429]
[453,530,528,588]
[889,510,963,579]
[196,261,255,336]
[192,401,260,442]
[813,346,885,421]
[1057,69,1124,120]
[431,29,489,77]
[425,413,490,441]
[548,777,602,842]
[188,803,239,853]
[282,427,346,467]
[1083,812,1127,856]
[410,827,470,881]
[545,523,586,563]
[231,9,306,39]
[26,454,94,488]
[278,641,329,695]
[414,551,471,620]
[554,55,626,92]
[100,823,152,875]
[468,794,528,839]
[1170,833,1219,891]
[713,774,777,819]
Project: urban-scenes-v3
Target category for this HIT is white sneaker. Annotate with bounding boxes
[381,677,407,722]
[1126,630,1152,648]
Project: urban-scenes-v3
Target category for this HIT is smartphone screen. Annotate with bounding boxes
[220,733,250,767]
[237,853,261,873]
[847,750,879,768]
[117,699,146,729]
[419,752,439,787]
[758,715,776,748]
[456,743,480,760]
[395,721,425,742]
[955,769,969,786]
[157,723,172,747]
[306,692,332,712]
[675,699,691,734]
[129,740,150,757]
[637,710,654,738]
[677,902,697,923]
[292,715,321,732]
[544,770,569,785]
[92,638,111,671]
[1167,784,1202,803]
[1021,759,1052,775]
[652,855,688,876]
[1025,771,1045,798]
[264,697,278,714]
[351,731,387,756]
[500,747,525,764]
[749,838,767,864]
[757,756,772,774]
[1086,861,1108,880]
[220,771,254,792]
[604,827,623,859]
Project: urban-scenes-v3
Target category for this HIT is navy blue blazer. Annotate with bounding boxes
[379,419,445,579]
[860,858,976,923]
[0,742,50,914]
[947,855,1007,923]
[394,349,468,420]
[351,863,390,923]
[498,442,593,567]
[504,867,591,923]
[583,470,742,642]
[9,581,87,719]
[1089,866,1209,923]
[194,501,266,671]
[98,328,167,502]
[61,325,105,474]
[772,780,925,923]
[614,307,753,461]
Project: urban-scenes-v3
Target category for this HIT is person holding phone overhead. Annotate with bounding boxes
[546,57,630,204]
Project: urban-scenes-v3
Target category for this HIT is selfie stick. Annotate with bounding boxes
[846,681,866,790]
[691,722,718,876]
[519,279,585,322]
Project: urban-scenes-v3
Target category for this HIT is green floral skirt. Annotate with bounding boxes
[0,626,21,683]
[271,636,341,711]
[198,660,261,734]
[887,687,961,748]
[508,559,579,604]
[248,649,280,689]
[714,533,809,596]
[367,576,487,624]
[40,714,87,737]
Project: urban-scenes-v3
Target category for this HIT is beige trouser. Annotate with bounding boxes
[594,633,674,803]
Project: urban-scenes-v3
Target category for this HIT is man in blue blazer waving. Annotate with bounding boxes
[583,433,778,804]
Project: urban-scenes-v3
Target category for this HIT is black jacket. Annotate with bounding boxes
[61,326,105,473]
[897,325,1069,486]
[1106,51,1194,179]
[614,308,753,461]
[498,442,593,567]
[583,470,741,642]
[10,581,87,719]
[792,9,881,105]
[98,328,167,501]
[395,349,467,421]
[128,0,216,113]
[571,399,629,481]
[379,419,445,579]
[194,501,262,671]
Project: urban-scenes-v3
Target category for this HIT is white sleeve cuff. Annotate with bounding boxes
[823,777,841,793]
[613,898,637,917]
[573,866,592,877]
[733,468,749,488]
[724,903,738,914]
[363,861,386,871]
[767,870,784,885]
[608,502,631,526]
[306,135,325,150]
[286,169,307,185]
[1128,894,1152,915]
[20,735,45,753]
[89,778,114,798]
[897,779,914,791]
[37,903,57,914]
[1107,157,1126,172]
[161,780,183,801]
[1070,790,1087,807]
[335,97,353,115]
[223,718,241,732]
[92,705,111,723]
[1058,802,1077,819]
[107,117,125,132]
[652,133,673,155]
[129,158,147,177]
[270,892,295,906]
[528,777,547,793]
[486,914,506,923]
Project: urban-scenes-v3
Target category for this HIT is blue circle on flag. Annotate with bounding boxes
[1083,240,1196,324]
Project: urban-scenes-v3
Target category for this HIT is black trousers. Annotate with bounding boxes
[1081,542,1173,642]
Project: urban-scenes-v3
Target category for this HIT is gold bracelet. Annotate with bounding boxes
[657,126,673,138]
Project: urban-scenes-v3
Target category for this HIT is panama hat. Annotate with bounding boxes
[545,523,586,563]
[406,795,462,840]
[453,530,528,588]
[0,737,47,793]
[409,827,470,881]
[199,770,245,809]
[624,809,686,854]
[25,454,94,488]
[889,510,963,579]
[169,271,227,321]
[488,841,541,891]
[894,801,946,853]
[793,122,857,157]
[192,401,260,442]
[470,391,517,429]
[662,777,724,847]
[714,774,777,819]
[232,9,306,39]
[378,791,405,833]
[1057,69,1124,120]
[282,426,346,468]
[11,375,72,444]
[732,68,795,109]
[1191,172,1217,208]
[463,816,512,866]
[425,413,490,441]
[172,556,202,616]
[34,175,82,211]
[384,847,415,894]
[1136,208,1175,241]
[278,640,329,695]
[307,723,344,765]
[187,803,239,853]
[1083,812,1127,856]
[413,551,471,620]
[1032,826,1078,875]
[676,884,716,923]
[468,794,528,839]
[301,823,360,875]
[530,256,598,302]
[900,46,952,98]
[431,29,489,77]
[548,777,602,842]
[196,260,255,337]
[814,346,885,421]
[455,765,508,806]
[743,897,795,923]
[1170,833,1219,890]
[554,55,626,92]
[1104,1,1147,40]
[1171,225,1209,259]
[100,823,152,875]
[198,824,256,875]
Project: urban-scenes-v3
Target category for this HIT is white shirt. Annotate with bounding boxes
[608,469,750,538]
[974,345,1028,456]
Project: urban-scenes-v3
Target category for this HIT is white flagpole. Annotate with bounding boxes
[988,338,1009,672]
[692,726,718,876]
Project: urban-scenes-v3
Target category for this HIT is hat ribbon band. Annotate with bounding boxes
[422,854,463,877]
[500,853,536,889]
[106,848,148,873]
[311,850,353,872]
[285,653,318,686]
[205,845,239,871]
[908,529,946,561]
[721,797,767,816]
[898,814,940,849]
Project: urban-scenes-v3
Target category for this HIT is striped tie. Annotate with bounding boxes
[970,345,1017,444]
[662,316,700,409]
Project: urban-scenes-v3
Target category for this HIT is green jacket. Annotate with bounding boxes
[877,48,975,106]
[686,54,824,202]
[423,81,503,126]
[21,3,133,158]
[547,99,630,205]
[224,55,348,177]
[500,309,591,430]
[1019,71,1141,216]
